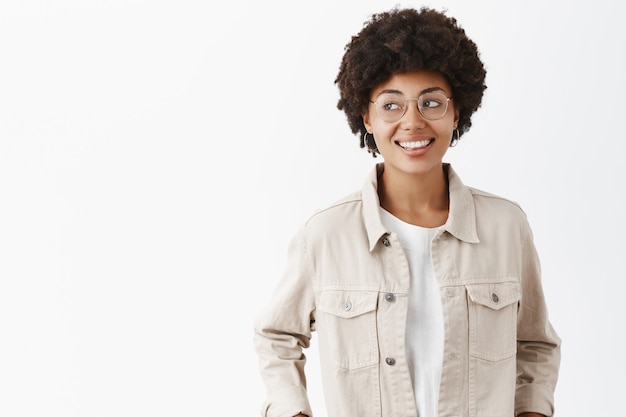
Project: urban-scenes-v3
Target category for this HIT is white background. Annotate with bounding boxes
[1,0,624,416]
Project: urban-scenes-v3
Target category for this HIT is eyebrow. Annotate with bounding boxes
[376,86,446,97]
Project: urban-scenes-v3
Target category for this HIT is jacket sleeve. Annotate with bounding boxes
[253,228,316,417]
[515,222,561,417]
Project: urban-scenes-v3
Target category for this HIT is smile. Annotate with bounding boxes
[397,139,433,150]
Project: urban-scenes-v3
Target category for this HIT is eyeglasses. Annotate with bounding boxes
[370,91,452,123]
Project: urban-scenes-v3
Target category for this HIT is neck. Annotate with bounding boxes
[378,163,449,227]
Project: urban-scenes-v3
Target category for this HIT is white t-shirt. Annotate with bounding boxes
[379,208,444,417]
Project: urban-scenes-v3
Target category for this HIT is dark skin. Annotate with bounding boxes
[292,75,548,417]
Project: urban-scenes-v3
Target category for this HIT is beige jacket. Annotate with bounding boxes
[254,164,560,417]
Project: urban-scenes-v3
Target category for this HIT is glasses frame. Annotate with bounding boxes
[369,92,453,123]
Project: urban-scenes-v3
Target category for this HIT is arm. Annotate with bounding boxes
[254,230,316,417]
[515,224,561,417]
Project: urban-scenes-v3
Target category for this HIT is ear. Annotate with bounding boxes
[362,111,372,133]
[453,108,460,128]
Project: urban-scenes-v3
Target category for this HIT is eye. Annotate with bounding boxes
[374,93,406,112]
[373,94,408,122]
[422,98,442,108]
[381,100,403,112]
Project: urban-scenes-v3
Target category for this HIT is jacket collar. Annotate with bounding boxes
[362,163,479,252]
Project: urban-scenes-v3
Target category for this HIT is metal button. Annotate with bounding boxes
[491,293,499,303]
[385,357,396,366]
[385,293,395,302]
[382,237,390,247]
[343,301,352,311]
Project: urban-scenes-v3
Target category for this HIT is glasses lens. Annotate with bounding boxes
[418,92,449,120]
[375,93,406,123]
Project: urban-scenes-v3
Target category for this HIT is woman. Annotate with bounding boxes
[254,7,560,417]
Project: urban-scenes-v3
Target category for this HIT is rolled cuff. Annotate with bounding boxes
[515,383,555,417]
[261,385,313,417]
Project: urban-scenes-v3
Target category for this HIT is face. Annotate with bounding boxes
[362,70,459,178]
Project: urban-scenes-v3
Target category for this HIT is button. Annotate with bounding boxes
[491,293,499,303]
[343,301,352,311]
[385,293,395,302]
[385,357,396,366]
[382,237,390,247]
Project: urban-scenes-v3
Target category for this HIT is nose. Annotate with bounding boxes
[401,99,427,128]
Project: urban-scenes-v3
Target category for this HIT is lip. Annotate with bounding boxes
[395,137,434,156]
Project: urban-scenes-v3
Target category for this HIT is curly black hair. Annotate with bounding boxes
[335,7,487,156]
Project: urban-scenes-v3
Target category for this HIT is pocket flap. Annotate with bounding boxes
[466,282,520,311]
[317,290,378,318]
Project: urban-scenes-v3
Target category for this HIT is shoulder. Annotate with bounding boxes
[469,186,524,212]
[447,164,527,223]
[303,190,364,231]
[468,186,532,234]
[286,190,369,259]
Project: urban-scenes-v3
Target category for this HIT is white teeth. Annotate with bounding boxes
[398,139,431,149]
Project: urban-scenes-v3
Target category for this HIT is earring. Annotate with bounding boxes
[450,128,460,147]
[362,131,378,153]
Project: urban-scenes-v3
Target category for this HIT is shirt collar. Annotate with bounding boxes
[444,163,479,243]
[361,163,479,252]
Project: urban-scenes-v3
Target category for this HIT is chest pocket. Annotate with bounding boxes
[316,290,379,370]
[466,281,521,362]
